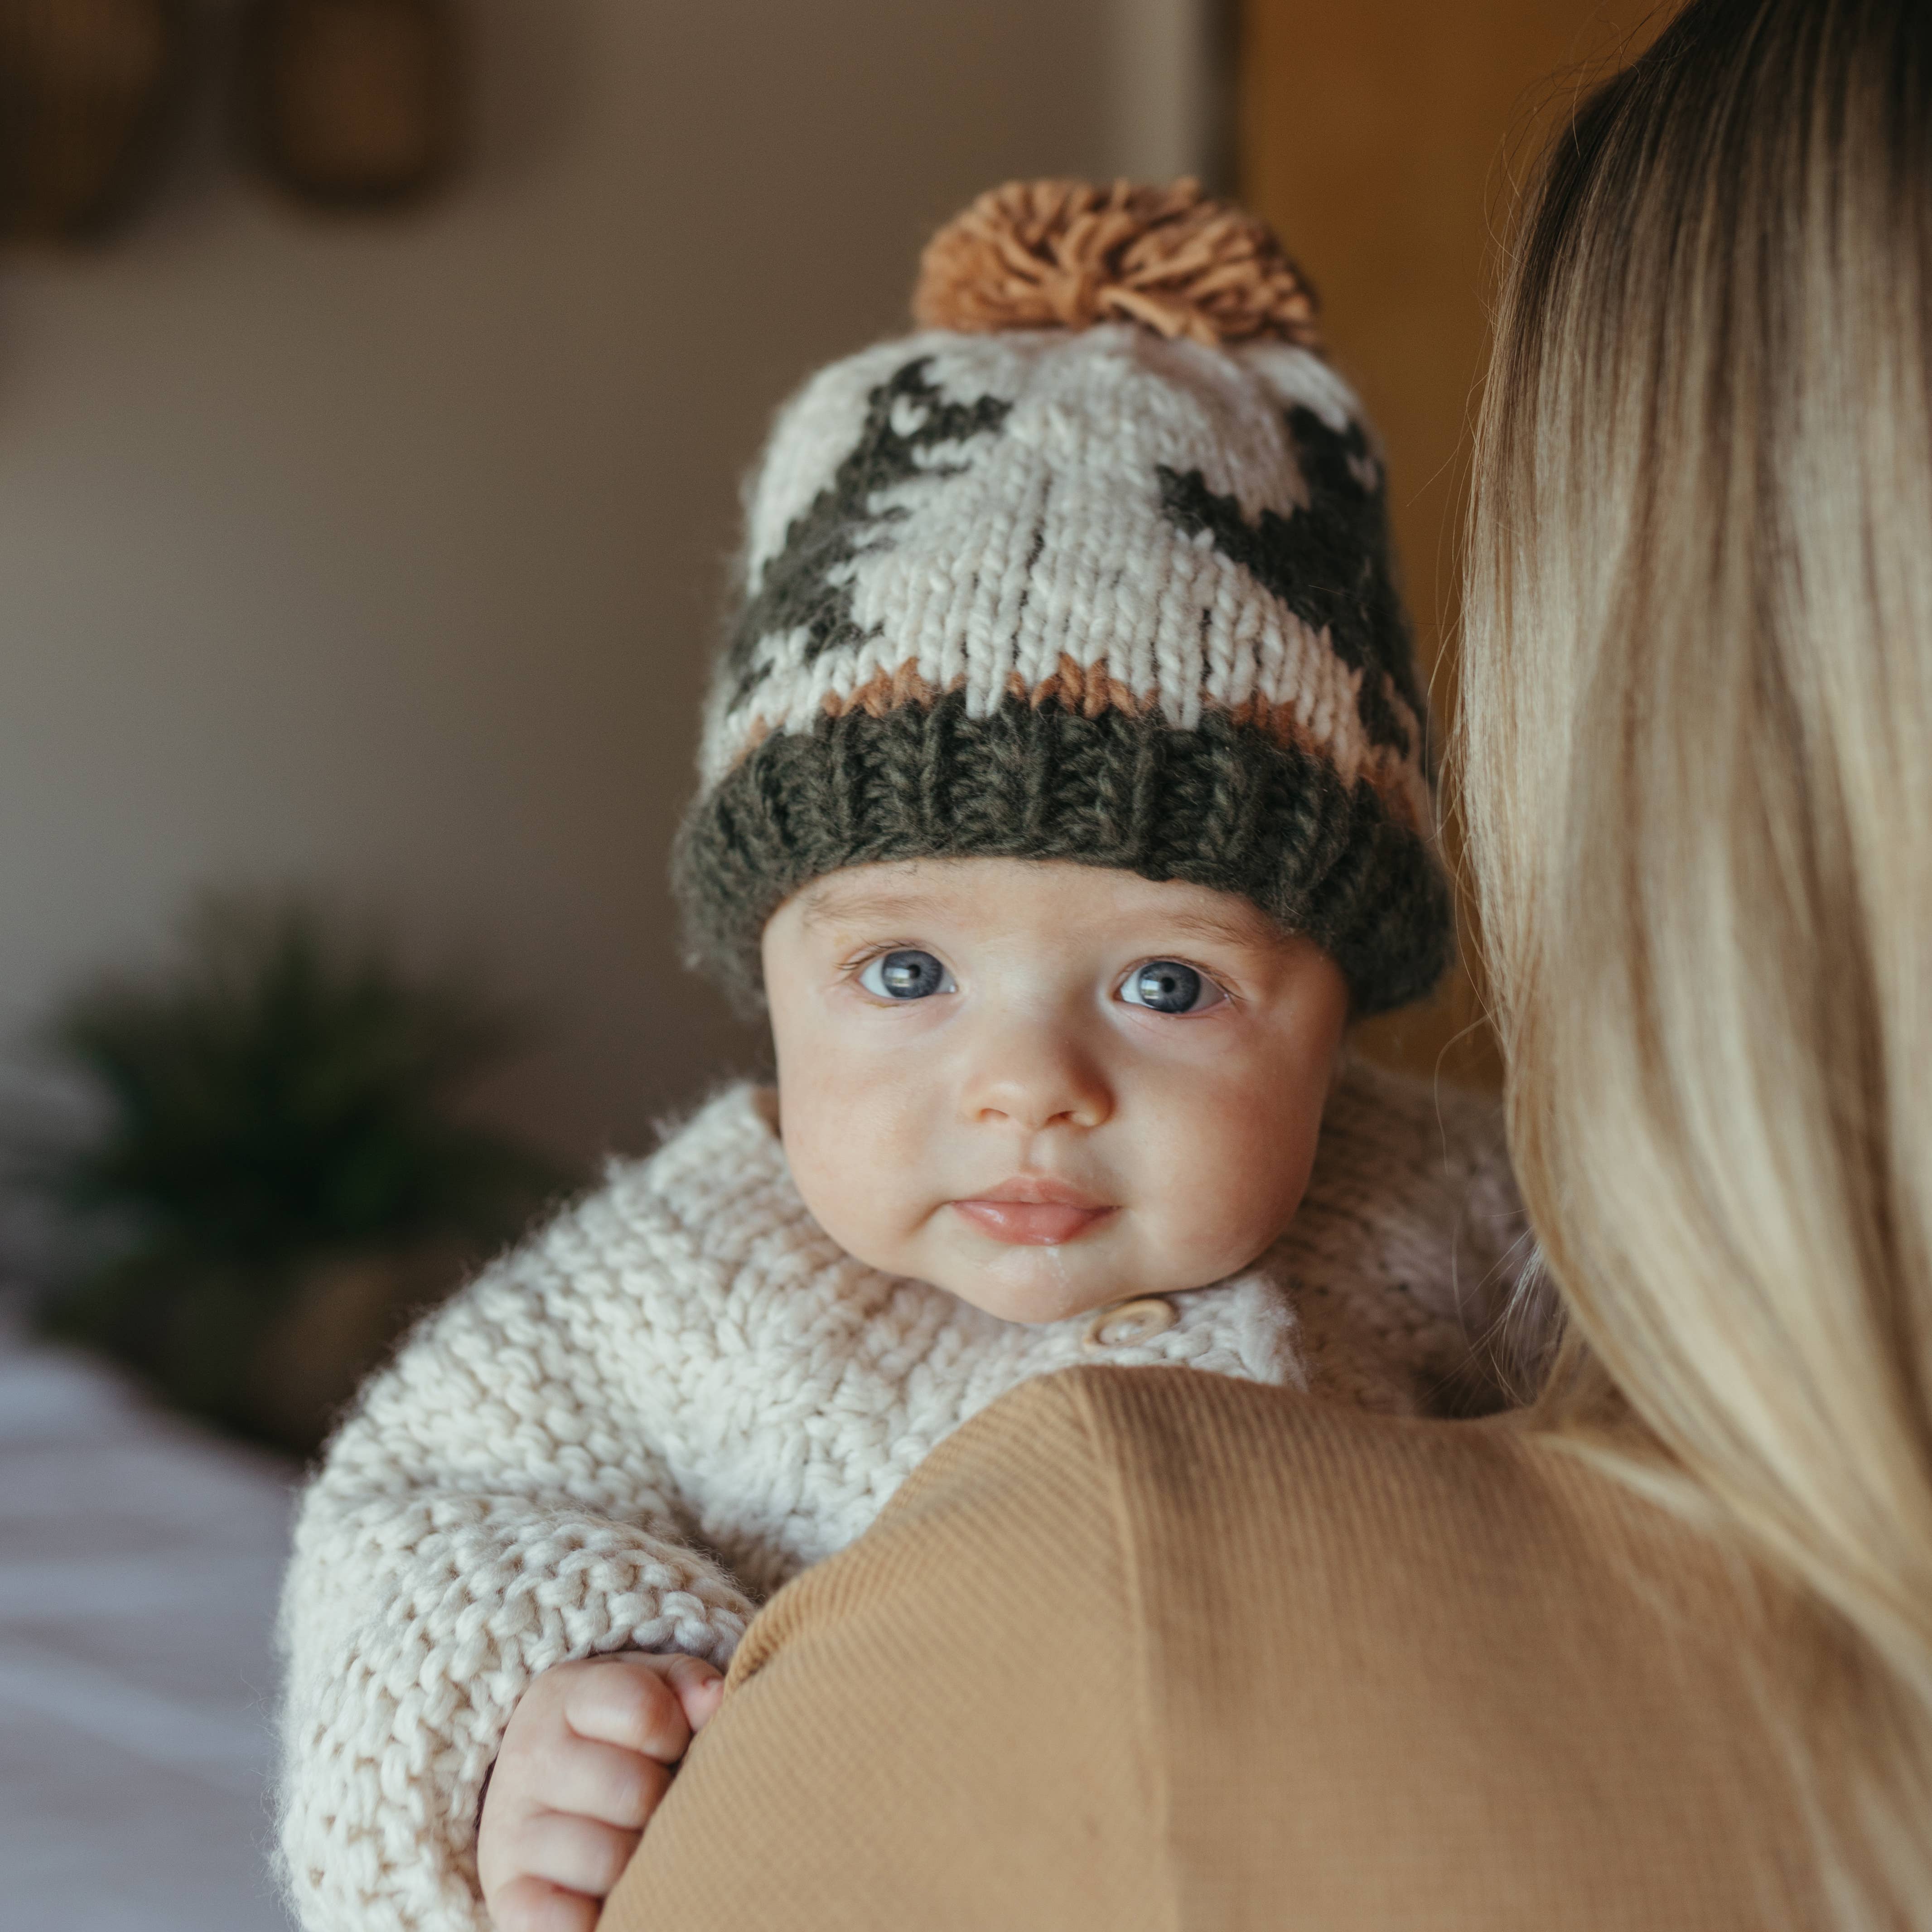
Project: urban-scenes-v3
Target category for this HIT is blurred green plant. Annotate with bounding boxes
[24,895,567,1448]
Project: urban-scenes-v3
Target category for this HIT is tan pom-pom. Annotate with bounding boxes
[912,178,1321,349]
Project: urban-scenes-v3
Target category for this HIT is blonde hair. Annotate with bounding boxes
[1459,0,1932,1918]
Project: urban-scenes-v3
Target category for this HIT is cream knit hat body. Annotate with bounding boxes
[676,181,1451,1014]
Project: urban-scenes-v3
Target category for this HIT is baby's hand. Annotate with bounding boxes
[478,1652,724,1932]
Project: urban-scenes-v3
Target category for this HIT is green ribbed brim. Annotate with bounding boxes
[673,692,1452,1017]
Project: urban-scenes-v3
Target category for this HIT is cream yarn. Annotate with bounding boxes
[276,1059,1521,1932]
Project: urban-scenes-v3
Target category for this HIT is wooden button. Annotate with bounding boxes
[1083,1297,1179,1349]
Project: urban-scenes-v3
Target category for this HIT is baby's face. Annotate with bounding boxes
[760,858,1350,1324]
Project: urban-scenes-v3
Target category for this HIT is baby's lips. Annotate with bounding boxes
[950,1199,1114,1246]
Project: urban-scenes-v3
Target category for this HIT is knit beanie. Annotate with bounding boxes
[674,178,1451,1016]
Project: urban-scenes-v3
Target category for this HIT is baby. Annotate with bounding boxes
[276,179,1523,1932]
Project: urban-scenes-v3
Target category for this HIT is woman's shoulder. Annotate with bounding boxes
[994,1370,1821,1923]
[894,1363,1682,1585]
[1031,1367,1778,1651]
[653,1369,1822,1932]
[735,1364,1785,1715]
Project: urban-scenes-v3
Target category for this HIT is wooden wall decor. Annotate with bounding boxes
[240,0,458,209]
[0,0,189,242]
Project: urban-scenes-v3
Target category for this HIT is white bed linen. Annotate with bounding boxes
[0,1308,296,1932]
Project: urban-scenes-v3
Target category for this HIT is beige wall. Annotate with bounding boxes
[0,0,1213,1167]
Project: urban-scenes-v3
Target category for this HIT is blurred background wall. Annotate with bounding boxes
[0,0,1223,1184]
[0,0,1658,1197]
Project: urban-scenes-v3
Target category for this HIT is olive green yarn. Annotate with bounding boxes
[673,692,1451,1017]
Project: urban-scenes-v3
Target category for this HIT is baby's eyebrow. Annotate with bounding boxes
[797,885,947,933]
[1148,906,1292,954]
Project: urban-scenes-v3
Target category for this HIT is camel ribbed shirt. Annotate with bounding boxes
[605,1367,1824,1932]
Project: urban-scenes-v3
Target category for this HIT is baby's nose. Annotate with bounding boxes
[959,1027,1112,1132]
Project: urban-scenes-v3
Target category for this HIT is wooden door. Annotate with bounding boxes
[1238,0,1662,1089]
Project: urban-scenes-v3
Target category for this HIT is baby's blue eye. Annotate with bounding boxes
[1119,960,1225,1014]
[859,949,956,1000]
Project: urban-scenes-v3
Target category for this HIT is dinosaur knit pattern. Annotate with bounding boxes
[275,1056,1523,1932]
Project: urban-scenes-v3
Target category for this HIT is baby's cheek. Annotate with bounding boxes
[1150,1100,1319,1269]
[785,1121,926,1271]
[1158,1188,1289,1285]
[783,1114,856,1237]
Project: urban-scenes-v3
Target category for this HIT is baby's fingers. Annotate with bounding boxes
[485,1872,599,1932]
[564,1657,692,1760]
[511,1810,639,1902]
[542,1737,673,1831]
[652,1650,727,1732]
[565,1654,721,1759]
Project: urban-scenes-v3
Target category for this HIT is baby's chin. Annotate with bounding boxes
[912,1236,1198,1327]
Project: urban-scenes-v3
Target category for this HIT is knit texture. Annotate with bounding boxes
[913,178,1322,346]
[674,191,1453,1016]
[275,1058,1523,1932]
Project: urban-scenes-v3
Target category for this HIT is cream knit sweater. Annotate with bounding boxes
[276,1058,1523,1932]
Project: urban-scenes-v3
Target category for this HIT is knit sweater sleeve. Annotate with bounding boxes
[275,1183,756,1932]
